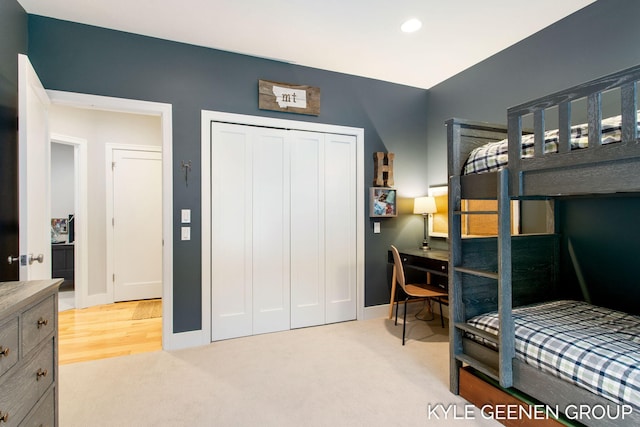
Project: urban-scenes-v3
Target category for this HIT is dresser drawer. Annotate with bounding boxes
[22,296,55,357]
[19,386,55,427]
[0,339,54,427]
[0,318,19,378]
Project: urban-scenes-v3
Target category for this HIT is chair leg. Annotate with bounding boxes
[402,296,409,345]
[394,288,399,326]
[438,299,444,328]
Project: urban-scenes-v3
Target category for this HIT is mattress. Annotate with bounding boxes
[465,300,640,410]
[462,114,634,175]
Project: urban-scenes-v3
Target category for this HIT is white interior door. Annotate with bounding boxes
[210,122,356,340]
[111,148,162,302]
[290,132,326,328]
[291,132,357,326]
[211,123,292,339]
[252,130,290,335]
[17,54,52,280]
[324,133,357,323]
[211,123,254,340]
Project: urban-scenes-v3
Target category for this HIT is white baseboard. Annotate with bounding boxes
[363,304,390,320]
[82,292,110,309]
[163,329,210,351]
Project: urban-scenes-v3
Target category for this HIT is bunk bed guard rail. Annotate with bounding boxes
[507,64,640,197]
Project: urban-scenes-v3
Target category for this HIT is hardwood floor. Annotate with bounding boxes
[58,299,162,365]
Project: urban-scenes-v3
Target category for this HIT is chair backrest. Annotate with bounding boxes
[390,245,407,292]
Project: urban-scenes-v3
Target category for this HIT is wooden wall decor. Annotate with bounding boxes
[258,79,320,116]
[373,152,394,187]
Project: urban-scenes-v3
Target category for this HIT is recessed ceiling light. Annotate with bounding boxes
[401,18,422,33]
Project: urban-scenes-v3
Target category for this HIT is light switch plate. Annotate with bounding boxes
[181,226,191,240]
[181,209,191,224]
[373,222,381,234]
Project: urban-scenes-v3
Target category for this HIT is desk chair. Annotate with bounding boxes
[390,245,448,345]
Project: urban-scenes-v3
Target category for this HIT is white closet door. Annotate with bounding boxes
[290,132,325,328]
[324,134,357,323]
[211,121,357,340]
[211,123,253,340]
[252,130,291,335]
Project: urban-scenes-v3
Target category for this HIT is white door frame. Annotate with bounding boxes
[50,133,89,310]
[105,144,162,303]
[46,90,182,350]
[201,110,365,344]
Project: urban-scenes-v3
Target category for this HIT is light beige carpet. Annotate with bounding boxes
[59,315,500,427]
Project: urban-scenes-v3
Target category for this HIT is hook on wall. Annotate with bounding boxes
[181,160,192,187]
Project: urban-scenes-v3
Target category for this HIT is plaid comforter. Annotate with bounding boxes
[466,300,640,410]
[462,114,632,175]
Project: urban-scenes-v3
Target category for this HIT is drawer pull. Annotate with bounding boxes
[0,411,8,422]
[0,347,9,357]
[36,368,48,380]
[37,317,49,328]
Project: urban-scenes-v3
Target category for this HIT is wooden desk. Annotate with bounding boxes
[387,248,449,319]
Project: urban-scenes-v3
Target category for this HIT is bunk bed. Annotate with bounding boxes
[446,64,640,427]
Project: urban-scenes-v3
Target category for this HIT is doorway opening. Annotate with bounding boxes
[47,90,175,351]
[50,134,87,312]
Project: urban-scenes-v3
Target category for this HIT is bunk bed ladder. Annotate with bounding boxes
[449,169,515,393]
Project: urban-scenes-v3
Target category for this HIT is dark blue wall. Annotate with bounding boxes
[558,196,640,315]
[426,0,640,182]
[12,0,639,327]
[0,0,27,281]
[425,0,640,313]
[27,15,430,331]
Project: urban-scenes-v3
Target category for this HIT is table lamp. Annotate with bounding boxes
[414,196,437,250]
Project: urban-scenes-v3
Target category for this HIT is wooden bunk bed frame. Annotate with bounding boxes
[447,64,640,427]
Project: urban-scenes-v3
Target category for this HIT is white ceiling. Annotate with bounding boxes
[18,0,596,89]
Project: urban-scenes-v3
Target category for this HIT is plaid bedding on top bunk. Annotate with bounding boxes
[462,114,635,175]
[466,300,640,410]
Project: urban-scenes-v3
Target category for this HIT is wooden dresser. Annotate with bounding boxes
[0,279,61,427]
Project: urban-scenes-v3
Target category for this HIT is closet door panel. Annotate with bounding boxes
[290,132,325,328]
[324,134,357,323]
[252,131,291,334]
[211,123,253,340]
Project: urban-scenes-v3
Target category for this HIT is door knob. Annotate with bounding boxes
[28,253,44,265]
[7,256,19,265]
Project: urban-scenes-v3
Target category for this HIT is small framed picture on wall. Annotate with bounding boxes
[51,218,68,234]
[369,187,397,217]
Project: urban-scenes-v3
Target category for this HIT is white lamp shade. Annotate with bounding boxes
[413,196,437,215]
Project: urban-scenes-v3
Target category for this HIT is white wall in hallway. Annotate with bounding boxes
[51,142,75,219]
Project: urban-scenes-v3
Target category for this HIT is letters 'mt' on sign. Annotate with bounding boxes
[258,79,320,116]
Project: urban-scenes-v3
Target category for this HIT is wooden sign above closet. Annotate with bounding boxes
[258,79,320,116]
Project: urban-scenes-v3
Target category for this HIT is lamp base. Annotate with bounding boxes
[421,215,431,250]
